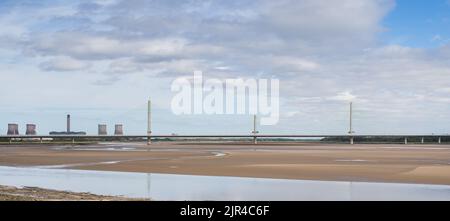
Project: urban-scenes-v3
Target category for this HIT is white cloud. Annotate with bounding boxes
[27,33,188,60]
[328,91,356,102]
[269,56,319,71]
[40,56,91,71]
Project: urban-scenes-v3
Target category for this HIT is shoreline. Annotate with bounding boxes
[0,185,146,201]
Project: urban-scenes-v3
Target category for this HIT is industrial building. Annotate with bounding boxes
[49,114,86,135]
[25,124,37,135]
[98,124,107,135]
[114,124,123,135]
[7,124,19,135]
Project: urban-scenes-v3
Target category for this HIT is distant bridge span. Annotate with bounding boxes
[0,134,448,144]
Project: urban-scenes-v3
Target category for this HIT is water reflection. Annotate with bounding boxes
[1,166,450,201]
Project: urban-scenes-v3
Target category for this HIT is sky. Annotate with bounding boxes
[0,0,449,135]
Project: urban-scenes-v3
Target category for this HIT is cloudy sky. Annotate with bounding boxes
[0,0,449,135]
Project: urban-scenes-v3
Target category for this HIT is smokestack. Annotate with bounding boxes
[7,124,19,135]
[114,124,123,135]
[98,124,107,135]
[26,124,37,135]
[67,114,71,133]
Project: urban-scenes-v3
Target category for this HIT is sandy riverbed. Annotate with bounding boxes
[1,142,450,185]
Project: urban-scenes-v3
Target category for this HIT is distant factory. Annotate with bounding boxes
[5,114,125,136]
[7,124,19,135]
[49,114,86,135]
[26,124,37,135]
[115,124,123,135]
[98,124,124,135]
[6,123,37,135]
[1,99,151,137]
[98,124,107,135]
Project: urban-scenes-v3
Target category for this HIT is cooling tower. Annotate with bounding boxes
[114,124,123,135]
[67,114,71,133]
[26,124,37,135]
[7,124,19,135]
[98,124,107,135]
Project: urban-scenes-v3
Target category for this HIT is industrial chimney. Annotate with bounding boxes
[114,124,123,135]
[26,124,37,135]
[98,124,107,135]
[7,124,19,135]
[67,114,71,133]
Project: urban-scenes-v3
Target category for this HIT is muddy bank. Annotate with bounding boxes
[1,143,450,185]
[0,185,145,201]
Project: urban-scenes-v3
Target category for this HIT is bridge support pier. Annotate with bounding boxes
[253,136,258,145]
[404,137,408,145]
[438,137,441,144]
[147,99,152,146]
[147,135,152,145]
[350,137,354,145]
[421,137,424,144]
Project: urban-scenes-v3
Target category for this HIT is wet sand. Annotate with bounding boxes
[1,142,450,185]
[0,185,143,201]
